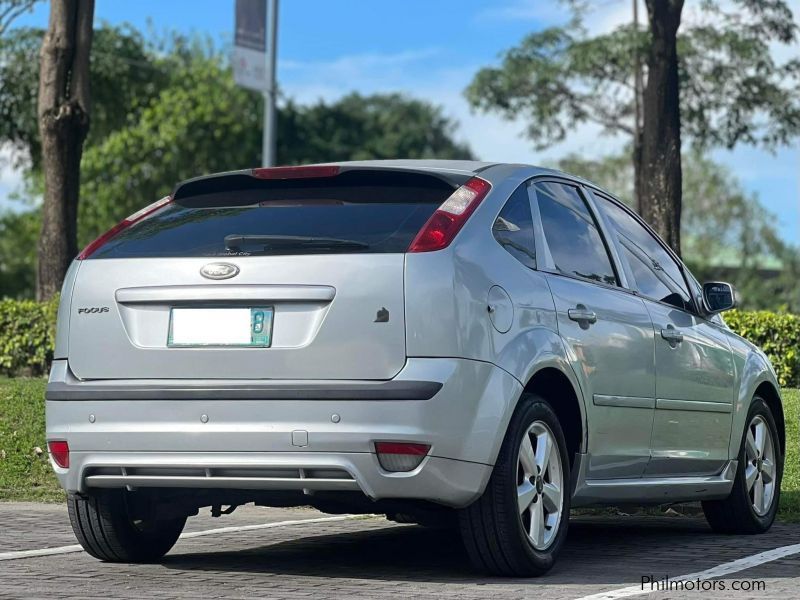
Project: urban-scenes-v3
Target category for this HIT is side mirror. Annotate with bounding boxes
[702,281,736,314]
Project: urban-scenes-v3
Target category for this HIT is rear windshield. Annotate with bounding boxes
[90,170,457,258]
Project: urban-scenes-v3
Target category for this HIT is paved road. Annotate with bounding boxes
[1,503,799,599]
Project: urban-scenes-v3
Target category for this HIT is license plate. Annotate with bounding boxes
[168,307,273,347]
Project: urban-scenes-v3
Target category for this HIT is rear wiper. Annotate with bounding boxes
[224,234,370,251]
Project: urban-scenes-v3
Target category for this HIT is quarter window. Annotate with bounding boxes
[595,195,692,310]
[492,185,536,268]
[534,182,617,286]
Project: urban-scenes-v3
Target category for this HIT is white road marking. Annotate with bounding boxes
[575,542,800,600]
[0,514,368,562]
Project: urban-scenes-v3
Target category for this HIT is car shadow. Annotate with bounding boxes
[160,515,796,585]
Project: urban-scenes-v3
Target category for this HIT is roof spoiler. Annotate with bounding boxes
[171,165,470,203]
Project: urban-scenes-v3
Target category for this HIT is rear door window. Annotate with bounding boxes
[492,184,536,268]
[90,170,458,258]
[534,182,618,286]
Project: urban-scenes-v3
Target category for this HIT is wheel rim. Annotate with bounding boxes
[744,415,776,516]
[517,420,564,551]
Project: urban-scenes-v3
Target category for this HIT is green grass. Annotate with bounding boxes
[0,377,64,501]
[780,388,799,522]
[0,378,798,519]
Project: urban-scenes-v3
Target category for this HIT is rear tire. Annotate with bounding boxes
[702,397,783,534]
[459,393,571,577]
[68,490,186,562]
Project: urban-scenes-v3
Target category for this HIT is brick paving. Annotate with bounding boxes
[1,503,798,599]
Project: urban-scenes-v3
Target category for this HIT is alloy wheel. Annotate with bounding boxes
[744,414,776,516]
[517,420,564,550]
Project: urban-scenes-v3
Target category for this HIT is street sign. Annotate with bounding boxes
[233,0,267,91]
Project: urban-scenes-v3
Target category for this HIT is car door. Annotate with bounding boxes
[591,191,735,477]
[531,181,656,479]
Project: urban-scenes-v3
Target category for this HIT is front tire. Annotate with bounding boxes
[459,393,571,577]
[702,397,783,534]
[68,490,186,562]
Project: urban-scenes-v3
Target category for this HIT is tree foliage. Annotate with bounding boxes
[279,92,472,165]
[0,210,38,298]
[467,1,800,153]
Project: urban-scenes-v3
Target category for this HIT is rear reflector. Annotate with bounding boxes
[47,440,69,469]
[252,165,341,179]
[407,177,491,253]
[374,442,431,472]
[77,196,172,260]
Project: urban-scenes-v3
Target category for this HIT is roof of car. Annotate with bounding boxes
[319,159,582,181]
[317,159,497,174]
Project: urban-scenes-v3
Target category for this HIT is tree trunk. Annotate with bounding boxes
[36,0,94,301]
[640,0,683,256]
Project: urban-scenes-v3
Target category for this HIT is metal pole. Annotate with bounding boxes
[262,0,278,166]
[633,0,642,136]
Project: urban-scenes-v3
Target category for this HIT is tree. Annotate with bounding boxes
[36,0,95,300]
[466,1,800,255]
[555,151,800,312]
[279,93,473,164]
[639,0,683,253]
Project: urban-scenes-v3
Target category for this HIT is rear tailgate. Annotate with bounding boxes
[69,254,406,380]
[67,168,464,381]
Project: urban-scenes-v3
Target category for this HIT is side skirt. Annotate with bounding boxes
[570,453,737,507]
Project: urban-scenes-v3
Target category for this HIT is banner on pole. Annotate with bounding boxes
[233,0,267,91]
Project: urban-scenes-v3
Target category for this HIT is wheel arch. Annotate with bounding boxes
[754,381,785,456]
[520,365,587,468]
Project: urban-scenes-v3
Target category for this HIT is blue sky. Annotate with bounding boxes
[3,0,799,245]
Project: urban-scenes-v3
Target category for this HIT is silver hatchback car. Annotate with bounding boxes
[46,160,785,576]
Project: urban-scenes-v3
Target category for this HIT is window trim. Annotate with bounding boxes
[585,187,702,316]
[529,178,622,291]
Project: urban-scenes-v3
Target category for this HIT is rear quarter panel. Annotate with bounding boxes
[405,166,588,456]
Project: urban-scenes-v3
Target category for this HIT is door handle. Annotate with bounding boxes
[568,305,597,329]
[661,326,684,345]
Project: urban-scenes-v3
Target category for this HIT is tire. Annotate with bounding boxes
[68,490,186,562]
[459,393,571,577]
[702,396,783,534]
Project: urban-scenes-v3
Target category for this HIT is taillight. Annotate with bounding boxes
[374,441,431,472]
[408,177,491,253]
[252,165,340,179]
[77,196,172,259]
[47,440,70,469]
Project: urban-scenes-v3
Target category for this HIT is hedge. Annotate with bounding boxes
[0,296,58,377]
[724,310,800,388]
[0,298,797,387]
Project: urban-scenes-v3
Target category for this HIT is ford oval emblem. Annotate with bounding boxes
[200,263,239,280]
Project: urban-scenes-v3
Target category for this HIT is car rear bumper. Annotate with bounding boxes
[46,357,521,507]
